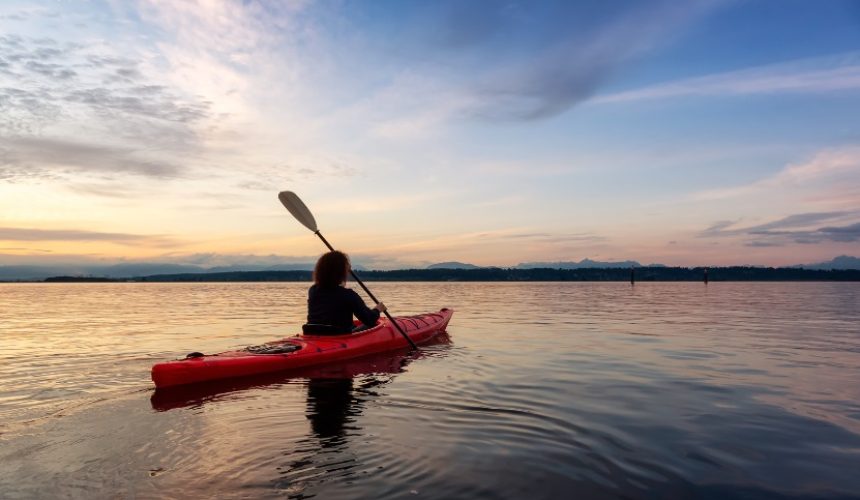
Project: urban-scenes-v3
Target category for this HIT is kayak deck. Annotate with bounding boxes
[151,308,453,388]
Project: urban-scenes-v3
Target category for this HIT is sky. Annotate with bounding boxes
[1,0,859,269]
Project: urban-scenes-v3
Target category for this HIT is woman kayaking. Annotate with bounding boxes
[304,250,386,334]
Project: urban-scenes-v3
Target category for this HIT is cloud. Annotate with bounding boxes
[745,223,860,244]
[0,34,213,181]
[382,227,608,260]
[0,247,52,252]
[317,188,460,214]
[701,212,860,245]
[0,227,178,247]
[233,159,361,193]
[745,241,783,248]
[0,250,324,268]
[159,252,317,268]
[0,87,63,135]
[702,219,740,234]
[816,222,860,242]
[701,212,850,236]
[0,42,211,129]
[692,146,860,201]
[341,1,725,136]
[64,87,209,123]
[778,147,860,182]
[748,212,851,232]
[0,136,182,181]
[501,231,606,243]
[461,1,722,121]
[0,6,56,22]
[595,52,860,104]
[24,60,76,79]
[430,1,509,50]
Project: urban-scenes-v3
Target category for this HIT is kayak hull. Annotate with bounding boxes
[151,308,453,388]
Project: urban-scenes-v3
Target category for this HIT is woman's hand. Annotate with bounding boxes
[375,302,387,313]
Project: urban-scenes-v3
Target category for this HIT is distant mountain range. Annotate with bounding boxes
[794,255,860,270]
[0,263,316,281]
[514,259,666,269]
[429,256,860,271]
[426,261,483,269]
[427,259,663,269]
[1,256,857,281]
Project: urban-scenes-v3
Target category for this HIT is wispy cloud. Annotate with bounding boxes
[700,212,852,236]
[0,6,56,22]
[692,146,860,201]
[702,219,741,234]
[700,212,860,246]
[748,213,853,232]
[156,252,316,268]
[680,146,860,256]
[234,160,360,192]
[818,222,860,242]
[316,189,462,214]
[499,231,606,243]
[743,222,860,246]
[462,1,723,121]
[380,227,607,260]
[0,227,178,247]
[595,52,860,104]
[0,35,211,132]
[345,0,725,136]
[745,241,783,248]
[0,136,182,180]
[0,32,213,183]
[0,250,321,267]
[0,246,52,252]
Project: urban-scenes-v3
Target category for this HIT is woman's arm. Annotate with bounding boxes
[347,289,381,326]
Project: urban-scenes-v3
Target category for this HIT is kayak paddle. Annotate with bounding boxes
[278,191,419,350]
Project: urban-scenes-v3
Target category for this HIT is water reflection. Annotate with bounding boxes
[306,378,355,443]
[305,367,405,445]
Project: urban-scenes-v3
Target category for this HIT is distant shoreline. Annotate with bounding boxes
[3,267,856,282]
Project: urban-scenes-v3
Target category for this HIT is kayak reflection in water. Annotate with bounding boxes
[304,251,387,335]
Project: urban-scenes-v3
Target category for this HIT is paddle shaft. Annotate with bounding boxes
[313,230,419,350]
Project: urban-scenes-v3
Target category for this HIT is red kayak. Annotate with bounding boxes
[151,332,452,411]
[151,308,453,388]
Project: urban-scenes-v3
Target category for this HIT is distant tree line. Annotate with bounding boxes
[116,266,860,282]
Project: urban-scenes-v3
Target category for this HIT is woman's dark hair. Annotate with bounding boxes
[313,251,350,287]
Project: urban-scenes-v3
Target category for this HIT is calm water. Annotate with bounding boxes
[0,282,858,499]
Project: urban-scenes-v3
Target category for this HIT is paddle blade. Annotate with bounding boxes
[278,191,318,232]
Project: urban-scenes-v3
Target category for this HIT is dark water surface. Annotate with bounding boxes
[1,282,858,499]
